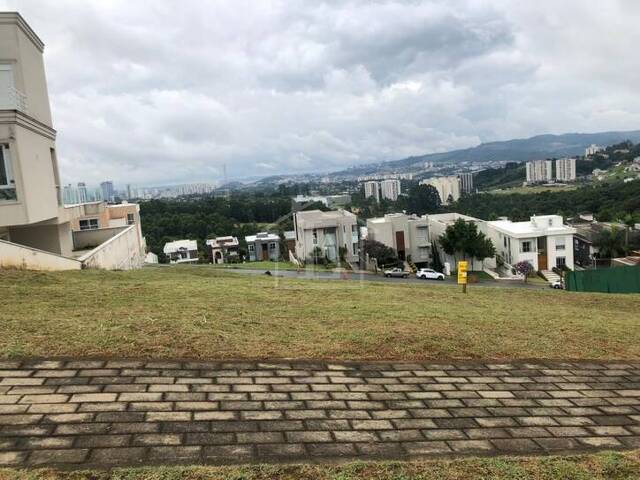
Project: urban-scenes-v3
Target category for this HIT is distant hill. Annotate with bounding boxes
[338,130,640,175]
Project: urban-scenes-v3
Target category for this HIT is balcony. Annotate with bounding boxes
[0,86,27,113]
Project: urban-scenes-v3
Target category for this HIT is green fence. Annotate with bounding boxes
[565,266,640,293]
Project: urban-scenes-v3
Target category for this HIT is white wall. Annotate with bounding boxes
[0,238,81,270]
[79,225,144,270]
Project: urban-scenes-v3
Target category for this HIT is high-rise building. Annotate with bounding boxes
[379,179,401,201]
[100,181,115,202]
[77,182,88,203]
[363,181,380,202]
[420,176,461,205]
[459,173,474,194]
[556,158,576,182]
[525,160,553,184]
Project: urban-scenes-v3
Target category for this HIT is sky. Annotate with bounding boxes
[2,0,640,186]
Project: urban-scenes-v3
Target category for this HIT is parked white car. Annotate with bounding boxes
[550,280,563,289]
[384,267,408,278]
[416,268,445,281]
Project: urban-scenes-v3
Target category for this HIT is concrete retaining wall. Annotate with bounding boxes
[79,225,143,270]
[0,238,81,271]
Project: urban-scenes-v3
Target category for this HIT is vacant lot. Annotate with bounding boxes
[0,267,638,360]
[1,451,639,480]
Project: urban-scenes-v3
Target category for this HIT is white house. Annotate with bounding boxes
[294,209,359,264]
[245,232,280,262]
[366,213,430,264]
[487,215,576,272]
[163,240,199,264]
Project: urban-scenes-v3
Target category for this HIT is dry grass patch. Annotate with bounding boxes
[0,267,638,360]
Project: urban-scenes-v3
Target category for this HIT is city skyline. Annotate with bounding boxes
[0,1,638,186]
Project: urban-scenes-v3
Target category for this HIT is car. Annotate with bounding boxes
[416,268,445,281]
[550,280,563,289]
[384,267,408,278]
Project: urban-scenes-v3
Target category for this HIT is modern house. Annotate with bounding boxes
[163,240,199,264]
[205,236,239,264]
[0,13,145,271]
[486,215,576,271]
[294,209,359,264]
[245,232,280,261]
[367,213,430,264]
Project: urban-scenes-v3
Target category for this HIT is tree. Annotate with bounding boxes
[593,227,626,259]
[363,239,399,268]
[514,261,534,283]
[431,242,444,273]
[405,184,441,215]
[438,218,495,271]
[618,213,638,248]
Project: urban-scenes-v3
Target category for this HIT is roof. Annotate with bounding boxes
[206,236,239,247]
[245,232,280,243]
[163,240,197,253]
[488,215,576,238]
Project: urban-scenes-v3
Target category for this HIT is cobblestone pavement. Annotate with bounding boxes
[1,359,639,468]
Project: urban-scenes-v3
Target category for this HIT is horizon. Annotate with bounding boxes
[1,1,639,186]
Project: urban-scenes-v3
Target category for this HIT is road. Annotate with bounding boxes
[221,267,549,290]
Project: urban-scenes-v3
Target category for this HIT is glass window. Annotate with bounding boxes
[127,213,135,225]
[521,241,531,253]
[248,244,255,252]
[0,145,8,186]
[79,218,99,230]
[556,257,566,267]
[269,242,276,250]
[555,238,565,250]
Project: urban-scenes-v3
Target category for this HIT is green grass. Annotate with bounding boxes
[1,451,640,480]
[207,261,337,271]
[488,185,578,195]
[1,266,639,361]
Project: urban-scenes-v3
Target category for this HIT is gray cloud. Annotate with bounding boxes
[1,0,639,186]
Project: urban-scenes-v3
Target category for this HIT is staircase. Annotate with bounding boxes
[541,269,561,284]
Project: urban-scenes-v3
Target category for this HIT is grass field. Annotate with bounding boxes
[488,185,578,195]
[1,451,639,480]
[1,266,639,361]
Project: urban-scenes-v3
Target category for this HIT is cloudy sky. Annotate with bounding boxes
[2,0,639,186]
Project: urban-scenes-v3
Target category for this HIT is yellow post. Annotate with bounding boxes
[458,261,468,293]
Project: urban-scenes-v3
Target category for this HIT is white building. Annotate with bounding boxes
[245,232,280,262]
[459,173,474,194]
[585,144,604,156]
[420,176,461,204]
[487,215,576,272]
[294,209,359,264]
[363,181,380,202]
[366,213,430,264]
[525,160,553,184]
[379,179,401,201]
[0,13,145,271]
[163,240,199,264]
[556,158,576,182]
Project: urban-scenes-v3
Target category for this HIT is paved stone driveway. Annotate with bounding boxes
[1,359,639,468]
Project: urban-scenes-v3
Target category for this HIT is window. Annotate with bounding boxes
[555,238,565,251]
[79,218,99,230]
[503,237,507,247]
[127,213,135,225]
[269,242,276,250]
[556,257,566,267]
[548,218,553,226]
[521,241,531,253]
[0,144,16,201]
[248,244,255,252]
[312,229,318,245]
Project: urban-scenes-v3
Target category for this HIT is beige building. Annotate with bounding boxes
[555,157,576,182]
[420,176,461,204]
[0,13,145,270]
[525,159,553,184]
[380,179,401,201]
[294,209,359,264]
[366,213,430,264]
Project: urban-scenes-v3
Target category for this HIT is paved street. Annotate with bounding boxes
[220,268,547,289]
[1,359,639,468]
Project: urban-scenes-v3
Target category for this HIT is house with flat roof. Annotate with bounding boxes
[163,240,199,264]
[294,209,359,264]
[206,236,239,264]
[487,215,576,271]
[366,213,430,264]
[245,232,280,262]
